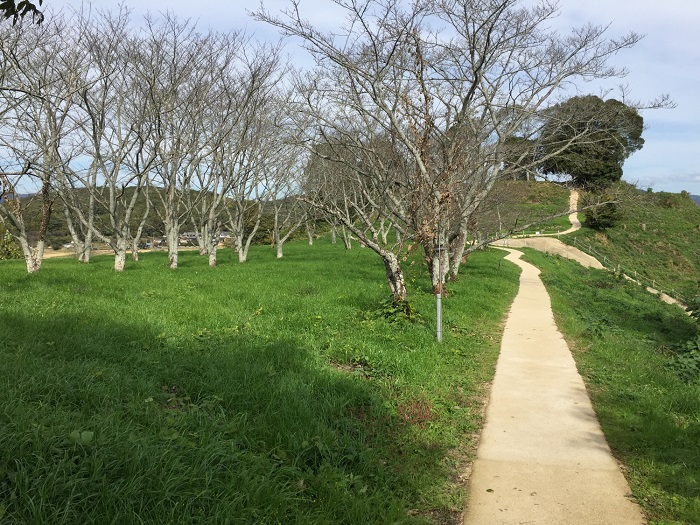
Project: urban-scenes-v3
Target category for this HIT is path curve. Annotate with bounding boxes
[556,188,582,235]
[464,248,645,524]
[494,188,683,308]
[491,189,604,268]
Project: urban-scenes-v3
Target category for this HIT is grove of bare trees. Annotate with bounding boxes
[0,8,297,272]
[0,0,668,302]
[255,0,668,300]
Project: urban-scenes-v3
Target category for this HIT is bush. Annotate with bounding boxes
[668,337,700,383]
[0,231,22,260]
[581,190,623,230]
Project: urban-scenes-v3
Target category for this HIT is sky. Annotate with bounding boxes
[46,0,700,195]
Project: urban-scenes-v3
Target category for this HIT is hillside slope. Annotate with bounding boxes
[565,183,700,301]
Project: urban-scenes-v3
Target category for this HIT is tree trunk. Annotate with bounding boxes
[165,222,179,269]
[448,225,469,281]
[421,228,451,294]
[114,238,127,272]
[383,252,407,303]
[63,204,93,263]
[341,225,352,249]
[168,247,178,269]
[238,246,248,263]
[19,238,44,273]
[305,221,315,245]
[76,239,92,264]
[379,219,388,245]
[208,245,218,267]
[331,223,337,244]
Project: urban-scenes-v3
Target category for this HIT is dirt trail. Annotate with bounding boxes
[463,248,645,524]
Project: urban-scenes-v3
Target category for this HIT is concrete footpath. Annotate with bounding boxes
[463,248,645,524]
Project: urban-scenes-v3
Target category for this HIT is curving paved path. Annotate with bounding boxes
[491,190,605,269]
[463,249,645,524]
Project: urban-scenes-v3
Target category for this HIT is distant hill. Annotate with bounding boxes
[691,194,700,206]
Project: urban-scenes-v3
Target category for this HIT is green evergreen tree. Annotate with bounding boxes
[538,96,644,188]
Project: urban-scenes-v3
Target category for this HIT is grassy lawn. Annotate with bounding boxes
[0,241,519,524]
[522,249,700,525]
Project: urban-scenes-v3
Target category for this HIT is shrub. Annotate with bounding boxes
[0,231,22,260]
[581,190,623,230]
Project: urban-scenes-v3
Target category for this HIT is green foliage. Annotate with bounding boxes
[667,337,700,383]
[538,95,644,188]
[0,0,43,24]
[687,297,700,322]
[366,297,422,324]
[667,298,700,383]
[0,241,519,523]
[580,189,623,230]
[0,231,21,260]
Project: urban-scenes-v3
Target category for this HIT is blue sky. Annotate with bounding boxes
[49,0,700,194]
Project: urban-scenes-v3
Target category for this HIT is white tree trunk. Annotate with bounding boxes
[74,229,93,264]
[19,238,44,273]
[131,238,140,262]
[114,238,127,272]
[448,225,469,281]
[379,219,389,245]
[382,252,407,303]
[341,225,352,249]
[305,221,315,245]
[165,221,179,269]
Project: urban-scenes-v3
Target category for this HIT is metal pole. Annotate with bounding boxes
[436,291,443,343]
[436,235,443,343]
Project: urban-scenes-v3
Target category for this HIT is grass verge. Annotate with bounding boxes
[0,241,519,524]
[521,248,700,525]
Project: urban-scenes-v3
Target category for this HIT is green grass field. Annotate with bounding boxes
[0,241,519,524]
[522,249,700,525]
[3,184,699,524]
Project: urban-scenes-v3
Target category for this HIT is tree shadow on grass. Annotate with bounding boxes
[0,311,457,524]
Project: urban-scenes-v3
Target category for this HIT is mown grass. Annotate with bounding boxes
[521,248,700,525]
[566,183,700,301]
[0,241,519,524]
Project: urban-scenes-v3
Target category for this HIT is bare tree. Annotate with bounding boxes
[188,38,286,267]
[255,0,659,298]
[137,14,228,270]
[0,14,88,272]
[267,142,307,258]
[59,9,160,271]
